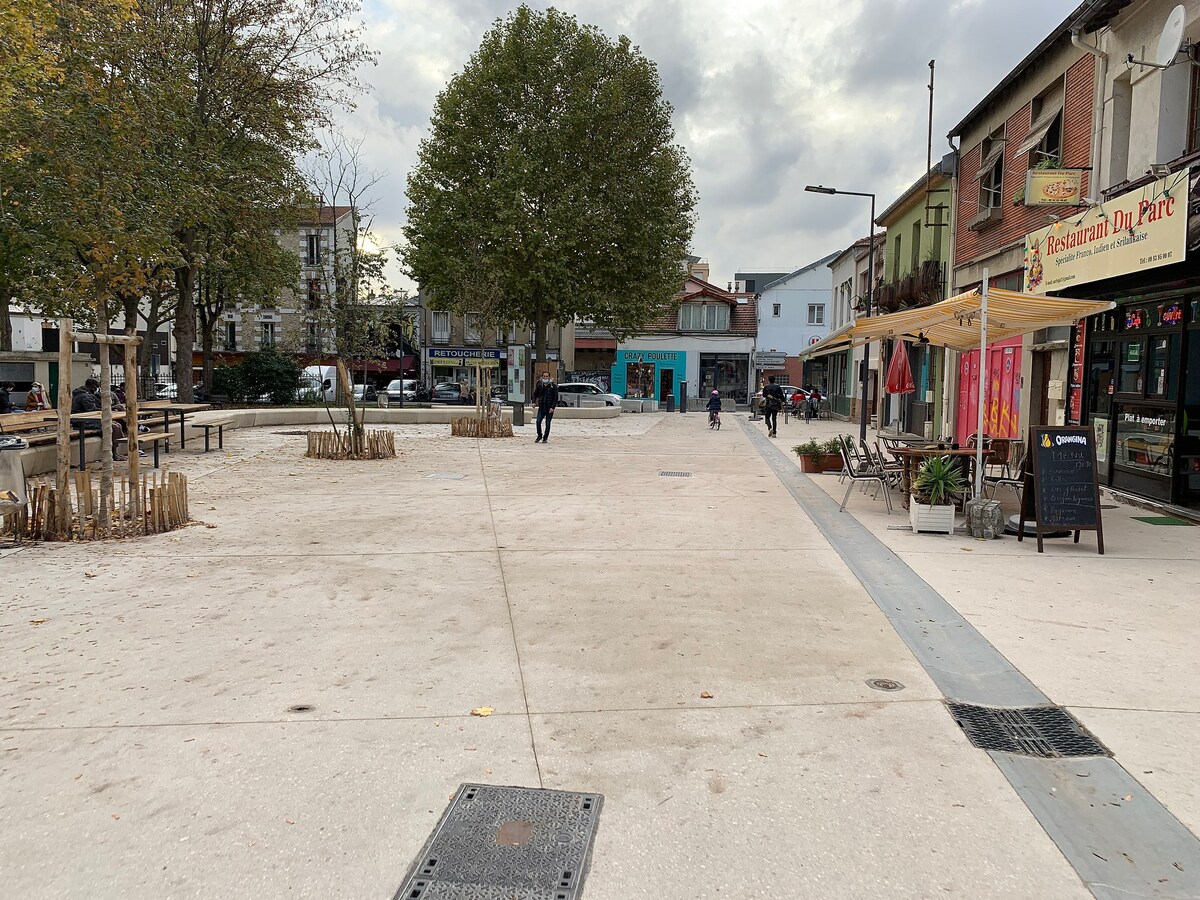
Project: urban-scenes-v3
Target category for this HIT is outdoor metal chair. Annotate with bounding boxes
[838,445,893,514]
[985,444,1027,500]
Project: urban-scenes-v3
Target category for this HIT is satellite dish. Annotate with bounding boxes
[1154,5,1187,67]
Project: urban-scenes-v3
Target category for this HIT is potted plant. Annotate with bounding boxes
[911,455,965,534]
[794,437,845,474]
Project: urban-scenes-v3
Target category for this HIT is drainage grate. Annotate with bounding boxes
[947,703,1110,758]
[424,473,466,480]
[658,471,692,478]
[393,784,603,900]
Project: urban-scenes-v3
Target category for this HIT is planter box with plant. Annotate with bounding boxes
[911,455,965,534]
[793,437,846,473]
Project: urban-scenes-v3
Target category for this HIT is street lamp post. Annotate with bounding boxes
[805,185,876,442]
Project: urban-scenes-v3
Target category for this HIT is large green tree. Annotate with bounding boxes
[401,5,697,365]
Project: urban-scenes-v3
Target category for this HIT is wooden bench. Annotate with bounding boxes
[194,418,234,452]
[136,432,171,468]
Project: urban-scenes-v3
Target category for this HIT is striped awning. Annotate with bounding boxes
[800,288,1115,357]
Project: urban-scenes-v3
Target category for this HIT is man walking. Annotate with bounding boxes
[533,373,559,443]
[762,375,785,438]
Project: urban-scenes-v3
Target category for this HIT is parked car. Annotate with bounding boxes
[352,384,378,403]
[429,382,471,404]
[556,382,622,407]
[753,384,805,406]
[384,378,419,402]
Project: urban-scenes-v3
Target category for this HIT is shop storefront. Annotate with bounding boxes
[610,349,685,401]
[698,353,750,403]
[1027,168,1197,507]
[427,347,503,388]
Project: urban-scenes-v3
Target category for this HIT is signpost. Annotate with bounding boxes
[1018,425,1105,554]
[755,351,787,368]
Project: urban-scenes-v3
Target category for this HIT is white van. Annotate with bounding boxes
[300,366,338,402]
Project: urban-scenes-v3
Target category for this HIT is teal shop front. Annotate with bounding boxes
[611,350,686,400]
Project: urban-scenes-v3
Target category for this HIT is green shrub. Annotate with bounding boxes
[239,350,301,404]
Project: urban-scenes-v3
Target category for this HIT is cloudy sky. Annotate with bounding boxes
[341,0,1079,290]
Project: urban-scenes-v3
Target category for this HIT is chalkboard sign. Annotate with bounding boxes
[1019,425,1105,554]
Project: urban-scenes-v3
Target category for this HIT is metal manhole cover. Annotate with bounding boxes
[425,473,466,480]
[394,784,603,900]
[866,678,905,692]
[947,703,1110,758]
[658,471,692,478]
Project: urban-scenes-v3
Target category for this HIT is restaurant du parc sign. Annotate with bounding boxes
[1023,170,1188,294]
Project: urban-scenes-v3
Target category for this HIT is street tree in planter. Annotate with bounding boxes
[401,5,697,367]
[911,455,966,534]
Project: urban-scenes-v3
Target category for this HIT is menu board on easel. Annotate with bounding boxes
[1018,425,1105,554]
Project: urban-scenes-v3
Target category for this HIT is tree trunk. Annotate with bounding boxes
[0,285,12,352]
[140,296,162,401]
[533,287,549,379]
[173,235,196,403]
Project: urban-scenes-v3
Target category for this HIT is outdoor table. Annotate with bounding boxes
[48,410,131,469]
[140,401,211,450]
[889,446,981,510]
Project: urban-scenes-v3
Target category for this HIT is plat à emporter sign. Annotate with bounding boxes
[1023,169,1188,294]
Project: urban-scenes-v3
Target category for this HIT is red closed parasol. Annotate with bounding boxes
[885,340,915,394]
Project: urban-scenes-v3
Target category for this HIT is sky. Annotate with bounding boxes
[339,0,1081,291]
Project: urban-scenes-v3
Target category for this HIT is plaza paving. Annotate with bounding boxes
[2,411,1198,898]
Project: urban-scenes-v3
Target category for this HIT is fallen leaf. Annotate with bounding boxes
[471,707,494,717]
[961,548,973,552]
[112,814,120,820]
[29,619,47,625]
[84,572,98,578]
[204,524,217,529]
[484,767,492,774]
[757,752,767,758]
[1123,794,1133,801]
[285,819,295,825]
[74,773,83,780]
[699,691,714,699]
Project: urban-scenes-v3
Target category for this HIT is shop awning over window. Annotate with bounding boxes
[973,143,1006,182]
[800,288,1115,357]
[1015,95,1064,157]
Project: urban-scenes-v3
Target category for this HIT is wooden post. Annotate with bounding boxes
[123,339,140,522]
[96,317,113,536]
[53,317,74,538]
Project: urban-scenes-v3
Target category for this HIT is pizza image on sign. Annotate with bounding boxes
[1025,169,1083,206]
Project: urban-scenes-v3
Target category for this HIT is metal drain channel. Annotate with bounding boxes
[740,418,1200,899]
[658,471,691,477]
[947,703,1109,758]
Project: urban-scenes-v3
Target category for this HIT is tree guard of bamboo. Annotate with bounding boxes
[451,364,512,438]
[304,358,397,460]
[20,317,192,542]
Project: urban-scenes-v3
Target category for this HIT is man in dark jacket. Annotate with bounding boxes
[532,373,559,443]
[72,378,128,457]
[762,375,785,438]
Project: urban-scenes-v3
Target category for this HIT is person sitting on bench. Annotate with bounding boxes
[71,378,135,460]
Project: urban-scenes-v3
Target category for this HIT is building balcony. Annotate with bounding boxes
[874,260,946,313]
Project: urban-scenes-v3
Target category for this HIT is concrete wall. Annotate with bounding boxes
[1094,0,1200,190]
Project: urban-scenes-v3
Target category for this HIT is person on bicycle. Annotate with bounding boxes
[706,389,722,427]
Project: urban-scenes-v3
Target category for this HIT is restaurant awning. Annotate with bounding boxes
[799,287,1115,357]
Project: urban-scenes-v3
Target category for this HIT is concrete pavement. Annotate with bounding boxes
[2,411,1195,898]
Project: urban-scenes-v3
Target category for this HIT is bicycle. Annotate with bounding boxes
[708,410,721,430]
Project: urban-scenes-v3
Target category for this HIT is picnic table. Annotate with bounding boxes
[888,446,981,510]
[140,401,211,450]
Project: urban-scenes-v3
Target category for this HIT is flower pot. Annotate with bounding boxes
[910,500,956,534]
[799,453,843,473]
